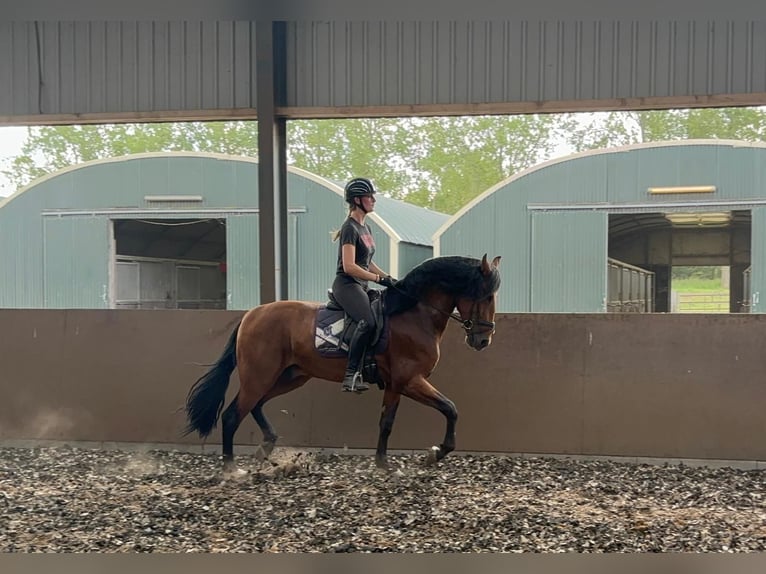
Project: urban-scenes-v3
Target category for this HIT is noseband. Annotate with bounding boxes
[449,299,496,336]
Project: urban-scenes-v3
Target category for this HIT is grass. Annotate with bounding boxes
[672,277,729,312]
[672,277,728,292]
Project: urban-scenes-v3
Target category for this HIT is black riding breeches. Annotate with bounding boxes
[332,275,376,328]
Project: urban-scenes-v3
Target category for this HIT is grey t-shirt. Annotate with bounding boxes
[336,218,376,283]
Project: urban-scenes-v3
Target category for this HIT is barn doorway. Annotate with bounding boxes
[608,210,751,313]
[112,218,227,309]
[670,266,730,313]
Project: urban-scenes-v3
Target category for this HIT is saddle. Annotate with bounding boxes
[313,289,389,389]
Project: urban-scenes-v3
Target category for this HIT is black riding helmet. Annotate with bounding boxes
[344,177,377,204]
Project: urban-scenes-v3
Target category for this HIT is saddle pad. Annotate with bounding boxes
[313,305,390,358]
[314,306,349,357]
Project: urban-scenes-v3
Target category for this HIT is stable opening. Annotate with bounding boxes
[608,210,751,313]
[112,218,227,309]
[670,266,730,313]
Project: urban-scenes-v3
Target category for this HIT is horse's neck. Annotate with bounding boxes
[417,292,455,335]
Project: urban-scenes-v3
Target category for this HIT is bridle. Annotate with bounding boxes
[388,282,496,336]
[450,297,496,336]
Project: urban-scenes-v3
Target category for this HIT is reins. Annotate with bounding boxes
[385,283,496,335]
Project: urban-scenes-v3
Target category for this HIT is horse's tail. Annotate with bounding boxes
[183,320,241,438]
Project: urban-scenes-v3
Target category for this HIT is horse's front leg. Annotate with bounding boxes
[401,375,458,464]
[376,388,402,469]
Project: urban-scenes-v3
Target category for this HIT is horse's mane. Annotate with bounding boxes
[385,256,501,316]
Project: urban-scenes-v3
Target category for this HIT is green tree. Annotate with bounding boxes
[411,115,569,213]
[287,118,417,199]
[2,122,260,190]
[566,106,766,152]
[2,115,576,213]
[2,116,576,213]
[288,115,570,213]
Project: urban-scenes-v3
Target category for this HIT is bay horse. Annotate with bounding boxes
[184,254,501,472]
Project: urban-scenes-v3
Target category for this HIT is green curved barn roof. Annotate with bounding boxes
[0,153,447,308]
[1,152,448,248]
[435,139,766,243]
[372,195,449,247]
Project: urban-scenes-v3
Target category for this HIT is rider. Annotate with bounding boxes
[332,177,396,392]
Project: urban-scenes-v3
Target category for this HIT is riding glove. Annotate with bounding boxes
[377,275,398,289]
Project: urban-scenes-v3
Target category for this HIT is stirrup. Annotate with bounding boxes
[342,371,370,393]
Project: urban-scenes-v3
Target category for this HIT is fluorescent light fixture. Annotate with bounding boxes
[664,212,732,226]
[648,185,716,194]
[144,195,204,202]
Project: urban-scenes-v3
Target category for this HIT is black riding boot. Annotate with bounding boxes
[342,320,372,393]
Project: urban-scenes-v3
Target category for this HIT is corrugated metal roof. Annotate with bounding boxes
[286,20,766,112]
[373,195,449,246]
[7,20,765,121]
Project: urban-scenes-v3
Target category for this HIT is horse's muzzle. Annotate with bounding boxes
[462,317,495,351]
[466,332,493,351]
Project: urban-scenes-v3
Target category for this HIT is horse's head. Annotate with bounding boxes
[455,254,502,351]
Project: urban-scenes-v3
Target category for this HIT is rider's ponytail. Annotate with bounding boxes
[331,205,355,241]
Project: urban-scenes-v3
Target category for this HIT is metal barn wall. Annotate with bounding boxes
[42,216,111,308]
[226,214,260,310]
[530,211,608,312]
[397,243,434,278]
[436,152,611,312]
[2,309,765,463]
[284,175,344,304]
[4,21,766,120]
[0,197,44,308]
[436,141,766,312]
[750,207,766,313]
[0,154,263,308]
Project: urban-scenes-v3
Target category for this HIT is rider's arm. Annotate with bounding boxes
[368,260,390,281]
[342,244,381,282]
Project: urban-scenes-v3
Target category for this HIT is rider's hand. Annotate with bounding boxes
[378,275,398,289]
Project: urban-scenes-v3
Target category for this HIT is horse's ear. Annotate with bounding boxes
[491,255,501,269]
[480,253,491,275]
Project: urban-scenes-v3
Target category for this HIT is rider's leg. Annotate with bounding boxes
[331,277,376,393]
[341,319,372,392]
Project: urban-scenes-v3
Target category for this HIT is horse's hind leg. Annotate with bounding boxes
[219,358,288,473]
[250,368,310,460]
[250,403,277,460]
[220,394,247,473]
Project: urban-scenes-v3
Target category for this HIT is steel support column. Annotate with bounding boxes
[256,21,288,303]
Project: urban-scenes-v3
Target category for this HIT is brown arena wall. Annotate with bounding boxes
[0,309,764,461]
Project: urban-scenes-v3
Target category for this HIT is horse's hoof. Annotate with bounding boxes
[375,457,389,470]
[424,446,440,465]
[223,466,248,480]
[254,445,267,462]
